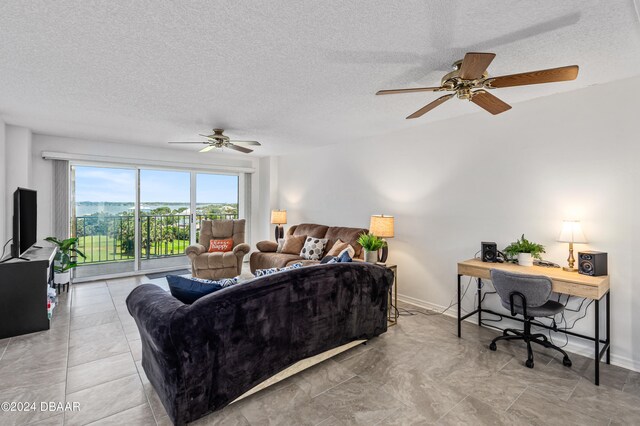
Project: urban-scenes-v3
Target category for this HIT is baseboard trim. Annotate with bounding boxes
[397,293,640,373]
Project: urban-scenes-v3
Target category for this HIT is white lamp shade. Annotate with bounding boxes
[271,210,287,225]
[557,220,587,243]
[369,215,394,238]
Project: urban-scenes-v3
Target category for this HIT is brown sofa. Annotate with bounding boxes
[250,223,368,273]
[185,219,250,280]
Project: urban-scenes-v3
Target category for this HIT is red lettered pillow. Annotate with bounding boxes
[208,239,234,253]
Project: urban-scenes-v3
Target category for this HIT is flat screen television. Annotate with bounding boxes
[11,188,37,258]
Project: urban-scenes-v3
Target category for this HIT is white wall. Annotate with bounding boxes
[0,119,5,247]
[276,75,640,371]
[4,125,32,239]
[28,134,260,245]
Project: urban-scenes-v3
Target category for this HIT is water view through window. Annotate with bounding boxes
[72,165,239,275]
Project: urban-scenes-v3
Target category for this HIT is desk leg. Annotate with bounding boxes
[606,291,611,365]
[457,274,462,338]
[595,299,600,386]
[477,278,482,327]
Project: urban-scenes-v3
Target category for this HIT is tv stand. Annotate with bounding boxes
[0,243,56,338]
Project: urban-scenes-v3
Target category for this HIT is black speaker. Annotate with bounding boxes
[481,242,498,262]
[578,251,608,276]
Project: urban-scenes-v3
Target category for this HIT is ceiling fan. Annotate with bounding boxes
[376,52,579,118]
[168,129,261,154]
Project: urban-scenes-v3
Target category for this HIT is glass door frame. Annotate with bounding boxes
[70,161,244,277]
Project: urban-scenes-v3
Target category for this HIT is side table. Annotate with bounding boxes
[383,264,398,326]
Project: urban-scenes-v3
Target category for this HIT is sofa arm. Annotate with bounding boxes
[186,243,207,259]
[126,285,187,424]
[256,240,278,252]
[233,243,251,256]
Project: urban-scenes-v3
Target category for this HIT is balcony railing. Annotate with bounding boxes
[73,214,238,265]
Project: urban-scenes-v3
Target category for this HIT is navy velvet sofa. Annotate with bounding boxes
[126,262,393,425]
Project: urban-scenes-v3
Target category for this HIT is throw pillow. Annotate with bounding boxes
[166,275,240,304]
[255,263,303,277]
[281,235,306,255]
[327,239,348,257]
[338,245,356,259]
[208,239,234,253]
[276,238,285,253]
[338,251,353,263]
[300,237,328,260]
[322,252,352,264]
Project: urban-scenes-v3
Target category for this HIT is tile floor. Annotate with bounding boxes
[1,274,639,425]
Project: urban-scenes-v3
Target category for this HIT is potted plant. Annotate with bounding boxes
[503,234,545,267]
[45,237,86,285]
[357,233,387,263]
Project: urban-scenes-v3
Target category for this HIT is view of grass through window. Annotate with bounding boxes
[72,166,239,266]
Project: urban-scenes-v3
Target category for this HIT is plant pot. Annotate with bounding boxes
[54,271,71,285]
[364,250,378,263]
[517,253,533,267]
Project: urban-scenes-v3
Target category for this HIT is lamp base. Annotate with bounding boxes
[562,266,578,272]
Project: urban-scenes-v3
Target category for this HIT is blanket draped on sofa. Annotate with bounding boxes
[126,262,393,425]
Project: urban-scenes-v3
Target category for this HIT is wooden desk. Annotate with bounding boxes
[457,258,610,385]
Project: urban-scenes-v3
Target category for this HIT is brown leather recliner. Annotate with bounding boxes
[250,223,368,273]
[186,219,250,279]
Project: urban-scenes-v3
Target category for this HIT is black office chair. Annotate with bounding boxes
[488,269,572,369]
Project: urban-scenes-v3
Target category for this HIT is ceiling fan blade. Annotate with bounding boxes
[459,52,496,80]
[406,94,455,119]
[376,87,444,95]
[199,145,216,153]
[471,90,512,115]
[487,65,579,88]
[226,144,253,154]
[229,140,261,146]
[168,141,208,144]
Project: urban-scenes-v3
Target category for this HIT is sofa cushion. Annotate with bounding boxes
[166,275,239,304]
[324,226,368,258]
[300,237,328,260]
[194,251,238,270]
[285,259,320,268]
[290,223,329,239]
[251,252,303,271]
[326,239,352,257]
[282,235,306,255]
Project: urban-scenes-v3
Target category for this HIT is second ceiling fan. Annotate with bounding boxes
[376,52,579,118]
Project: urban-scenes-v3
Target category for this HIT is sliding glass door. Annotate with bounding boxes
[70,165,242,279]
[195,173,239,244]
[139,169,192,271]
[72,165,137,278]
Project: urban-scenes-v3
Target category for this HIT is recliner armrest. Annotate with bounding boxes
[256,240,278,252]
[185,244,207,258]
[233,243,251,256]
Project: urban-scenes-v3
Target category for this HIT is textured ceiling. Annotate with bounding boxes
[1,0,639,156]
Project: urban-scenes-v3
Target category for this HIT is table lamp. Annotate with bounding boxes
[557,220,587,272]
[369,214,394,263]
[271,210,287,241]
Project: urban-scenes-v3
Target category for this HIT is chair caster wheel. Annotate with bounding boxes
[489,342,497,351]
[563,357,572,367]
[525,359,534,369]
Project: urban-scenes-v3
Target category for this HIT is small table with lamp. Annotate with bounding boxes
[369,214,398,325]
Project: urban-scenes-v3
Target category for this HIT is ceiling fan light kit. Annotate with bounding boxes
[168,128,261,154]
[376,52,579,118]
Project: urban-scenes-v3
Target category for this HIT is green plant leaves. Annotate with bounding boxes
[45,236,87,272]
[357,233,387,251]
[503,234,545,260]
